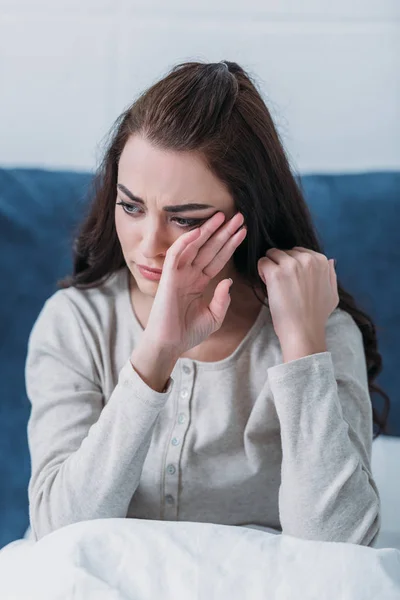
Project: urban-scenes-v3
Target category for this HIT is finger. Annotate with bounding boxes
[329,258,337,289]
[207,278,233,329]
[258,256,277,284]
[286,248,328,267]
[292,246,326,259]
[283,249,302,260]
[178,211,227,266]
[284,249,313,267]
[183,211,243,269]
[164,226,202,269]
[291,246,315,254]
[257,258,268,284]
[266,248,295,265]
[201,226,247,279]
[190,212,245,274]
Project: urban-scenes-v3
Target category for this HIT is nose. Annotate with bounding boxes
[138,219,169,259]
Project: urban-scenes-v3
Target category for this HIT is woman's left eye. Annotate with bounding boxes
[116,201,202,228]
[173,217,202,228]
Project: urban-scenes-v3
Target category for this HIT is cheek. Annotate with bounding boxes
[115,212,138,250]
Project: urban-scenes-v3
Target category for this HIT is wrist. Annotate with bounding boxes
[279,330,327,363]
[137,334,181,365]
[130,338,179,393]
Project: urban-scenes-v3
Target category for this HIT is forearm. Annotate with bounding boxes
[27,294,179,541]
[29,353,174,540]
[268,352,380,546]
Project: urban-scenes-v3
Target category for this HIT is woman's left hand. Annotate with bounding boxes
[257,247,339,346]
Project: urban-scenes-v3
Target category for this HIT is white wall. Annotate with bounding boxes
[0,0,399,173]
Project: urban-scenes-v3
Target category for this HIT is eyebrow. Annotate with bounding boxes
[117,184,215,213]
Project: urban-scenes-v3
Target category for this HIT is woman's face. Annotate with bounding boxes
[115,134,237,297]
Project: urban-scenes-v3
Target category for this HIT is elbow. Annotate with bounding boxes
[28,469,131,541]
[29,490,57,541]
[28,471,78,541]
[359,504,381,548]
[280,491,381,547]
[342,489,382,547]
[336,507,381,547]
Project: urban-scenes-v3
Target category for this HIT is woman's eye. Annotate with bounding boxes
[116,201,202,229]
[173,217,202,228]
[117,201,139,215]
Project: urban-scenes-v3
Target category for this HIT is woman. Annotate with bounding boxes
[25,60,389,546]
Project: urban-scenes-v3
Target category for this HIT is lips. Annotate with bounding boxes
[137,265,162,274]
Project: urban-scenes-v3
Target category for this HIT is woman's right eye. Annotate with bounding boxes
[116,201,139,215]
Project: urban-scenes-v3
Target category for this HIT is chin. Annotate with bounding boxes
[134,277,159,294]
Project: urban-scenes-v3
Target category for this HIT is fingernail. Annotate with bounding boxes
[228,278,233,294]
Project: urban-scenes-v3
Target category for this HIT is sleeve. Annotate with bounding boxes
[267,308,381,547]
[25,291,174,541]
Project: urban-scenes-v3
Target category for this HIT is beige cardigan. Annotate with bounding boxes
[25,266,380,545]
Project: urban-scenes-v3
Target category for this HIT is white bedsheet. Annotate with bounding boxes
[1,518,399,599]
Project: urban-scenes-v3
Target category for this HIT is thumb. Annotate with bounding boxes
[329,258,338,289]
[257,258,267,285]
[208,278,233,328]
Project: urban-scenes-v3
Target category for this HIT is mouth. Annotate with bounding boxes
[136,264,162,280]
[137,264,162,274]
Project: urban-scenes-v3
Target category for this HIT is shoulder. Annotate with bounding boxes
[37,268,126,327]
[28,268,127,351]
[60,268,125,314]
[26,268,127,384]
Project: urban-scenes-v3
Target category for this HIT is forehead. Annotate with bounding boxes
[118,134,233,206]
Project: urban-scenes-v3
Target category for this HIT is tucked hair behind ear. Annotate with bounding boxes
[58,59,390,438]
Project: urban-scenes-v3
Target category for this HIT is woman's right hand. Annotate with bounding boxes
[142,210,247,357]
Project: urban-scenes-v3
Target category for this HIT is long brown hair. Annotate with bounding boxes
[59,60,390,438]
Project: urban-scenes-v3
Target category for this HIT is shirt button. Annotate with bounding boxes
[165,494,175,505]
[177,413,186,425]
[183,365,191,374]
[167,464,176,475]
[180,389,189,399]
[171,437,180,446]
